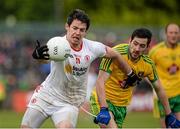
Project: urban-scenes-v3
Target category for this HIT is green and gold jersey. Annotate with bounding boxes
[149,42,180,98]
[98,43,158,106]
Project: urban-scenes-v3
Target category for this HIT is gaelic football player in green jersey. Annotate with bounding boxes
[90,28,180,128]
[149,23,180,128]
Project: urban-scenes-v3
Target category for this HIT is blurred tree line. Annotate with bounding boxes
[0,0,179,27]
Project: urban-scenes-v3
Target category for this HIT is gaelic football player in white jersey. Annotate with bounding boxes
[20,9,139,128]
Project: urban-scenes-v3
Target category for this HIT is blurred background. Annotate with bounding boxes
[0,0,179,128]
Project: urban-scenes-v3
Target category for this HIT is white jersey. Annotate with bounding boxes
[38,36,106,107]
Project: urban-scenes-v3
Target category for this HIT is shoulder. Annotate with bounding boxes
[83,38,105,50]
[83,38,101,44]
[149,41,165,55]
[113,43,129,54]
[83,38,104,45]
[82,38,107,57]
[141,55,155,65]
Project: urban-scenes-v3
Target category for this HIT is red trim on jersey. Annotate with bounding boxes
[71,42,83,52]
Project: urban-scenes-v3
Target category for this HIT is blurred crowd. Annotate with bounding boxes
[0,33,50,109]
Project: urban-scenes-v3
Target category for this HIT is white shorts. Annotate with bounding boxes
[22,92,79,128]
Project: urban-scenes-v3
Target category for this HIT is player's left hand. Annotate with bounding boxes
[94,107,111,125]
[165,113,180,128]
[121,70,141,89]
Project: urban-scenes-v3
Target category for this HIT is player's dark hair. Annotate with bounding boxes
[131,28,152,46]
[67,9,90,31]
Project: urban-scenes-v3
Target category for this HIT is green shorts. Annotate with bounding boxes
[158,95,180,118]
[90,95,127,128]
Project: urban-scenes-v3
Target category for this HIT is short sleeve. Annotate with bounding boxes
[90,41,107,57]
[147,62,158,83]
[99,57,113,74]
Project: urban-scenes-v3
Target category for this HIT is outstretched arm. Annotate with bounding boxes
[104,46,140,88]
[104,46,131,75]
[152,79,180,128]
[93,70,111,126]
[96,70,110,108]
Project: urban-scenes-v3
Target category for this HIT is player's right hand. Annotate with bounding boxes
[165,113,180,128]
[94,107,111,125]
[32,40,49,60]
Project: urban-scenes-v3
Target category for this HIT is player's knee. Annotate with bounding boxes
[55,120,73,128]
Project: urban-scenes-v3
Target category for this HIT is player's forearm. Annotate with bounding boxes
[157,90,171,115]
[96,80,108,107]
[114,51,132,75]
[154,83,171,115]
[106,47,132,75]
[95,71,109,108]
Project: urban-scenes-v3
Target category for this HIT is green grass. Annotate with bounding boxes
[0,109,160,128]
[123,112,160,128]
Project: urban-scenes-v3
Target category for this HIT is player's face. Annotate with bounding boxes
[65,19,87,48]
[166,24,179,46]
[129,37,148,60]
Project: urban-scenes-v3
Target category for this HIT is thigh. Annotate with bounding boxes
[172,95,180,113]
[51,104,79,128]
[158,95,180,118]
[172,95,180,120]
[107,100,127,128]
[21,92,50,128]
[21,107,48,128]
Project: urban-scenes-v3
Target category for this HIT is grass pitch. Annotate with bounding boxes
[0,109,160,128]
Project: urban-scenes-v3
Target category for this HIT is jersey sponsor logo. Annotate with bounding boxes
[64,64,73,74]
[167,63,179,75]
[72,66,88,76]
[64,64,88,76]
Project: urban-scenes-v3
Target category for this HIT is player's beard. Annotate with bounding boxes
[129,51,140,61]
